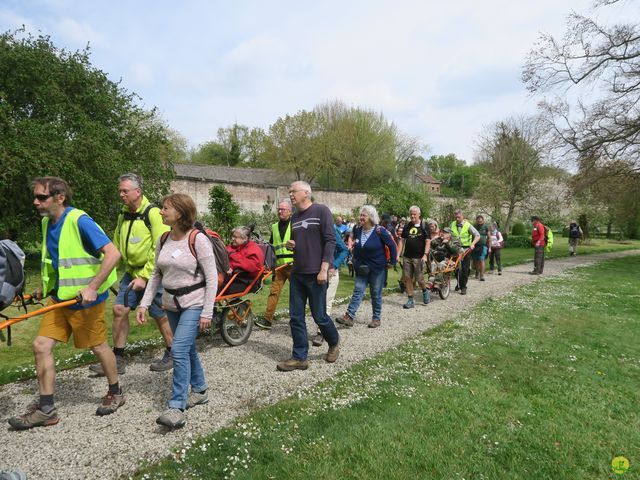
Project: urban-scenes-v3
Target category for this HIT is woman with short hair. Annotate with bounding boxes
[223,225,264,294]
[336,205,397,329]
[137,193,217,429]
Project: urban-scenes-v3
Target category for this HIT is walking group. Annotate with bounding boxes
[6,174,571,432]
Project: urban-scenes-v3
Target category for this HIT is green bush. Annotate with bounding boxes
[504,235,531,248]
[237,209,277,241]
[207,185,240,241]
[511,222,526,236]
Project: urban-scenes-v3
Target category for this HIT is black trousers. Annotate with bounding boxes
[457,252,472,289]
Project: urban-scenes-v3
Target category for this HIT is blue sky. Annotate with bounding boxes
[0,0,612,163]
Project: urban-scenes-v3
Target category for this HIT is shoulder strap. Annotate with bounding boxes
[141,204,155,231]
[159,231,171,250]
[188,229,201,259]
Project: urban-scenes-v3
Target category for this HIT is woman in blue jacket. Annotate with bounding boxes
[336,205,397,328]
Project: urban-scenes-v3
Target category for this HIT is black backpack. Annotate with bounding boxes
[0,240,25,312]
[256,241,277,270]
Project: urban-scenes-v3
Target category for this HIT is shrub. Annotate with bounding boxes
[504,235,532,248]
[511,222,526,236]
[206,185,240,241]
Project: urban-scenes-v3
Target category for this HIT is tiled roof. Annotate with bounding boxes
[415,172,442,184]
[174,164,298,186]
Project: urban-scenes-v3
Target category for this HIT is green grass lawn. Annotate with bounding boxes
[0,238,637,386]
[133,254,640,480]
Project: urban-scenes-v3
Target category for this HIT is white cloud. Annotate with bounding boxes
[129,63,153,86]
[54,17,104,48]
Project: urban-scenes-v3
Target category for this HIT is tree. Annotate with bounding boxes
[263,110,326,182]
[0,30,175,241]
[206,185,240,241]
[572,161,640,238]
[189,141,228,165]
[474,116,546,233]
[523,0,640,172]
[369,180,433,219]
[426,154,480,197]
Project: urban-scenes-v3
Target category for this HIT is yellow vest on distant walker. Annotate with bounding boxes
[41,209,117,300]
[450,220,472,247]
[271,221,294,267]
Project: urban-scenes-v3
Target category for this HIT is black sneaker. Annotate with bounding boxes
[254,318,272,330]
[460,288,467,295]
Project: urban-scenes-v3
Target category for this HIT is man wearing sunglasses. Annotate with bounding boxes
[9,177,123,430]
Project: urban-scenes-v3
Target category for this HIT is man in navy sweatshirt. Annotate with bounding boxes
[277,181,340,371]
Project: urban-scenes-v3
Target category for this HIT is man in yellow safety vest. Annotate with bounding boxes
[255,199,294,330]
[9,177,123,430]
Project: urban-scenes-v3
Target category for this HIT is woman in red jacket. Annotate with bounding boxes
[224,226,264,294]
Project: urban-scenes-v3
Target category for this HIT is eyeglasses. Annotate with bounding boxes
[34,194,53,202]
[288,189,303,194]
[277,208,290,211]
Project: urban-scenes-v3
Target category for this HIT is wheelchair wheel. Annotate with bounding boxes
[438,274,451,300]
[220,302,254,346]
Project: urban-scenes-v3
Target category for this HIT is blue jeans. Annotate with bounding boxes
[346,268,385,321]
[289,273,339,360]
[116,272,165,320]
[166,308,207,410]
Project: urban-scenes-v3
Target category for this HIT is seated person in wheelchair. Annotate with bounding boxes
[223,226,265,295]
[429,227,463,280]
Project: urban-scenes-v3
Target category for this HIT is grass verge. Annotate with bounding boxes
[134,254,640,480]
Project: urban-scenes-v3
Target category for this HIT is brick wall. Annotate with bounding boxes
[171,178,368,216]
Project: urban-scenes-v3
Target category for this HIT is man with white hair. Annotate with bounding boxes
[396,205,431,309]
[277,181,340,371]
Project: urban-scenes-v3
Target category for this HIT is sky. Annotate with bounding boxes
[0,0,623,163]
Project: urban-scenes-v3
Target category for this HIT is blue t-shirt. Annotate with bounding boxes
[47,207,111,308]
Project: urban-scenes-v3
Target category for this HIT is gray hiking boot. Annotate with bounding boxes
[150,350,173,372]
[156,408,186,429]
[311,332,324,346]
[186,390,209,409]
[0,469,27,480]
[89,355,125,376]
[8,403,60,430]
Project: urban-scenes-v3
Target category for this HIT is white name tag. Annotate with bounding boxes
[172,249,183,258]
[129,236,141,244]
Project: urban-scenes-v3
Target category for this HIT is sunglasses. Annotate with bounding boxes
[33,194,53,202]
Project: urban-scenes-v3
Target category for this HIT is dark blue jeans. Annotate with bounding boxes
[289,272,339,360]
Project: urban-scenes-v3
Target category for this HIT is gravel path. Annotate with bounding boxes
[0,250,637,479]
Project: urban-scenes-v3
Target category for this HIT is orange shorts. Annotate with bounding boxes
[37,299,107,349]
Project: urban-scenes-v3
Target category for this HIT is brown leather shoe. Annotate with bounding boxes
[368,319,381,328]
[335,313,354,327]
[276,358,309,372]
[324,341,340,363]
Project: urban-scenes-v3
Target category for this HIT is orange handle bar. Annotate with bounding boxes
[0,299,79,331]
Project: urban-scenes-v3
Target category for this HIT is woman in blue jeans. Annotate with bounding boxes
[137,193,217,429]
[336,205,397,328]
